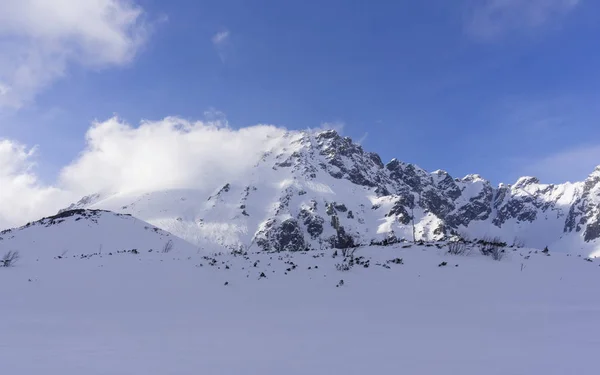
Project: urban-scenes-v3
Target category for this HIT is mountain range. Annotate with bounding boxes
[43,129,599,257]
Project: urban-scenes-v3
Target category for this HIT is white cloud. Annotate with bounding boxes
[0,140,71,227]
[0,116,290,229]
[60,116,287,194]
[211,30,231,62]
[466,0,580,40]
[0,0,148,108]
[521,144,600,184]
[357,132,369,145]
[212,30,230,46]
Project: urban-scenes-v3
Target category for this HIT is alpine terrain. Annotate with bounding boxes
[61,129,600,257]
[2,129,600,375]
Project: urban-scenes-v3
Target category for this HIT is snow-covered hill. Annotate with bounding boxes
[0,209,197,263]
[2,242,600,374]
[60,130,600,256]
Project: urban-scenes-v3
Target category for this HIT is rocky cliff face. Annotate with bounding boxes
[565,168,600,242]
[62,130,600,255]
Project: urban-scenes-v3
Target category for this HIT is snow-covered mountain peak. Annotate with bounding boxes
[513,176,540,190]
[461,174,486,183]
[56,129,600,256]
[585,166,600,187]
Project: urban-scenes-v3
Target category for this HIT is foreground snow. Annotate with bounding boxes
[2,244,599,374]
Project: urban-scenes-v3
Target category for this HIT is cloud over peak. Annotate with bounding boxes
[0,116,289,229]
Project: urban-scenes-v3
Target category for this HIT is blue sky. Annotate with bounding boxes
[1,0,600,185]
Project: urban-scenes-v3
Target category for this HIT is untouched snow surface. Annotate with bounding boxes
[2,243,600,374]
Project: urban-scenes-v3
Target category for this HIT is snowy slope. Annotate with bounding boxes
[2,243,600,374]
[0,209,198,263]
[61,130,600,256]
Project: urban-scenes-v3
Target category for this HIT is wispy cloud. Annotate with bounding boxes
[212,30,231,62]
[496,95,573,134]
[357,132,369,145]
[0,83,10,96]
[0,0,149,109]
[521,144,600,183]
[466,0,580,41]
[212,30,230,45]
[488,95,596,183]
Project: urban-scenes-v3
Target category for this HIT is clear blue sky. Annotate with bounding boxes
[2,0,600,184]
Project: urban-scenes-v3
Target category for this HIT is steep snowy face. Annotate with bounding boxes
[0,209,197,263]
[60,130,599,255]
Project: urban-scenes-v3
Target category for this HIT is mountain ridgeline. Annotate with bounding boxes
[61,130,600,255]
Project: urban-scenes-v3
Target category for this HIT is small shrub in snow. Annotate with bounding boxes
[542,246,549,254]
[336,279,344,287]
[162,240,174,254]
[479,236,505,261]
[448,241,469,256]
[341,247,357,258]
[489,246,505,261]
[438,261,448,267]
[512,237,525,248]
[1,250,20,267]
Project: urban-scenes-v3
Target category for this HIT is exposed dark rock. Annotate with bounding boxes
[298,209,325,239]
[255,218,307,252]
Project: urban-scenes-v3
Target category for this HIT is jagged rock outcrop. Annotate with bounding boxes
[255,218,307,252]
